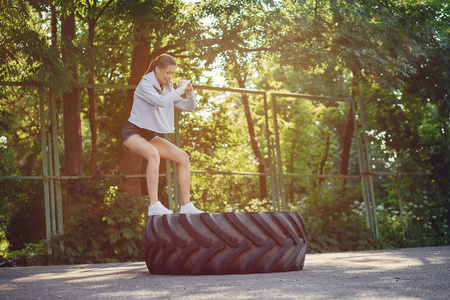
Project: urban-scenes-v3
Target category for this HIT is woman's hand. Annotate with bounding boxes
[185,81,193,92]
[177,79,189,90]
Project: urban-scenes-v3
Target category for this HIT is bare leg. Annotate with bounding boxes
[123,135,160,205]
[150,137,191,205]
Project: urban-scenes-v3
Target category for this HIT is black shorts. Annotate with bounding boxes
[120,121,158,148]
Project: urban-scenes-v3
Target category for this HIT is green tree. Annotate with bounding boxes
[364,0,449,246]
[61,0,84,181]
[0,0,71,89]
[84,0,115,176]
[271,0,434,178]
[116,0,204,199]
[0,0,70,250]
[193,0,284,200]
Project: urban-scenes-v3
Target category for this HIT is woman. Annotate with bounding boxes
[121,54,203,216]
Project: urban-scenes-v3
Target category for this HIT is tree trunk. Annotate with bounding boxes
[319,135,330,186]
[237,79,267,200]
[88,9,98,176]
[86,0,113,176]
[121,26,151,199]
[339,75,359,182]
[50,4,57,49]
[61,7,83,218]
[288,137,297,202]
[61,11,83,176]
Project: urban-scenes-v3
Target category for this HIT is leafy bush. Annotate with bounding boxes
[377,175,450,249]
[293,180,378,253]
[49,184,147,264]
[1,239,47,266]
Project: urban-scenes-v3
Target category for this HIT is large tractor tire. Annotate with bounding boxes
[144,211,307,275]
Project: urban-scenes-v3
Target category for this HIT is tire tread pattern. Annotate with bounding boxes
[145,211,306,275]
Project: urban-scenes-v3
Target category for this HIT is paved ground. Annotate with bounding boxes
[0,246,449,299]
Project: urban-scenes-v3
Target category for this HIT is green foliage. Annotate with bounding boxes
[0,1,72,92]
[1,0,448,263]
[293,179,377,253]
[377,174,449,248]
[0,140,19,253]
[1,88,46,251]
[292,179,378,252]
[50,183,147,264]
[4,239,48,266]
[0,230,9,257]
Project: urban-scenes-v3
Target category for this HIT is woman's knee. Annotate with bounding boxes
[178,151,190,166]
[145,147,160,163]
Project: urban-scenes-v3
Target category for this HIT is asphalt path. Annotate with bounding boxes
[1,246,449,299]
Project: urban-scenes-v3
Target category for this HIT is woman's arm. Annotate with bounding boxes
[134,77,185,107]
[174,89,196,112]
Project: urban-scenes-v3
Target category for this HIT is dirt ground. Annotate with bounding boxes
[1,246,449,299]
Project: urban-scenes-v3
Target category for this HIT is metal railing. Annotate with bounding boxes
[1,81,380,254]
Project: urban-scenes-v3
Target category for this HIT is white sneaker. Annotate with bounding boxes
[148,201,173,216]
[180,202,204,214]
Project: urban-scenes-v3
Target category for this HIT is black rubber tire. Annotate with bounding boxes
[144,211,307,275]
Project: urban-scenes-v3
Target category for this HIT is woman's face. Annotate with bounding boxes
[155,65,176,86]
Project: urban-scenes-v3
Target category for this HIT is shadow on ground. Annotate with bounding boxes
[0,246,449,299]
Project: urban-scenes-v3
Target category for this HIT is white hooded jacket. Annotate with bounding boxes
[128,71,196,133]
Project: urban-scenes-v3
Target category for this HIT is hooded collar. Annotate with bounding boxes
[143,71,173,94]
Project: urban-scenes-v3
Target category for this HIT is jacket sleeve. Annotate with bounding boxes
[174,90,196,112]
[134,77,185,107]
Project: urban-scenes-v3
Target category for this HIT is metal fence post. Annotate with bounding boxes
[351,99,371,229]
[47,131,57,235]
[352,98,379,238]
[270,93,287,211]
[359,98,379,238]
[174,109,181,213]
[396,173,405,240]
[50,93,64,243]
[164,133,174,212]
[39,87,52,255]
[262,93,277,209]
